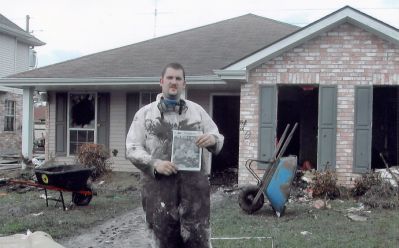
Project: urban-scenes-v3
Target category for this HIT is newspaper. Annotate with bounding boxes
[171,130,203,171]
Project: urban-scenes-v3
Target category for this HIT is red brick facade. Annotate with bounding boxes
[239,23,399,186]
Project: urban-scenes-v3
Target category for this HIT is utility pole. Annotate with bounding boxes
[26,15,30,32]
[153,0,158,38]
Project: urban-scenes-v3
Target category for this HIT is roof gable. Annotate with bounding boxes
[11,14,298,79]
[224,6,399,71]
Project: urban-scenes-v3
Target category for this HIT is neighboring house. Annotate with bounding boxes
[0,14,45,156]
[33,103,46,152]
[0,6,398,186]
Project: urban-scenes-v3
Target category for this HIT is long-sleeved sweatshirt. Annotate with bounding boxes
[126,98,224,177]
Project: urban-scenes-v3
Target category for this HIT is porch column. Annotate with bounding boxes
[21,87,34,169]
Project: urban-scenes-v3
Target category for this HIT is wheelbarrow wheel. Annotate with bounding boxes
[238,185,264,214]
[72,187,92,206]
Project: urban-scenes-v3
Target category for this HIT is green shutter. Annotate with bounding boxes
[317,86,337,170]
[55,93,67,155]
[97,93,110,149]
[259,85,277,168]
[353,86,373,173]
[126,93,140,135]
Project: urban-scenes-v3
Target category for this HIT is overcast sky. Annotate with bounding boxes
[2,0,399,67]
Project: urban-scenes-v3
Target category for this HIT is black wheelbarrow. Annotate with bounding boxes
[238,123,298,217]
[9,165,94,210]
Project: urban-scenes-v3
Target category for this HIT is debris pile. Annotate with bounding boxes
[352,171,399,209]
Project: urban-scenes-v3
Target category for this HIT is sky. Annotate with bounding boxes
[2,0,399,67]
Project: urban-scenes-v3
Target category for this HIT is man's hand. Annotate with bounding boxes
[154,160,178,176]
[196,133,216,148]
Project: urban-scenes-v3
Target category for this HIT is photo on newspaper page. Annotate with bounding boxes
[171,130,203,171]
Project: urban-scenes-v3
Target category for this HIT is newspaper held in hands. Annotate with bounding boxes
[172,130,203,171]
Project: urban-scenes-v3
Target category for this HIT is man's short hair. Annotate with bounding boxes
[161,62,186,80]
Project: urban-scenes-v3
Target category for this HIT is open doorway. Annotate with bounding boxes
[277,85,318,170]
[372,86,399,169]
[211,95,240,185]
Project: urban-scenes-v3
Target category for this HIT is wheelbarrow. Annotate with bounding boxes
[8,165,94,210]
[238,123,298,217]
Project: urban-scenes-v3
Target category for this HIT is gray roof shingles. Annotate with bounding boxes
[12,14,298,78]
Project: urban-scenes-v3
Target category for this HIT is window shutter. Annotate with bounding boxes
[259,85,277,168]
[97,93,110,149]
[317,86,337,170]
[353,86,373,173]
[55,93,67,155]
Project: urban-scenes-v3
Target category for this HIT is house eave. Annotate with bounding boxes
[0,75,228,90]
[0,23,45,46]
[213,69,247,83]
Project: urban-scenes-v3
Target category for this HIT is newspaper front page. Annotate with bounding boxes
[171,130,203,171]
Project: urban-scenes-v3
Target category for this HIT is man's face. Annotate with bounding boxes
[160,67,186,99]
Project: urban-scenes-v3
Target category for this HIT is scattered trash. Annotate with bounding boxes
[98,181,105,185]
[300,231,312,235]
[346,203,364,212]
[375,167,399,187]
[32,212,44,217]
[347,213,367,222]
[0,192,7,197]
[313,199,331,209]
[301,170,315,183]
[32,156,46,168]
[160,202,165,208]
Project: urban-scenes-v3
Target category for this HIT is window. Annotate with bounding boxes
[4,100,15,131]
[140,92,158,107]
[68,93,96,155]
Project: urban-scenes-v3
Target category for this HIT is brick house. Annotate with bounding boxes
[0,6,398,186]
[217,6,399,186]
[0,14,44,156]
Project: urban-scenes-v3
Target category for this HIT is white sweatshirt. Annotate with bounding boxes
[126,98,224,177]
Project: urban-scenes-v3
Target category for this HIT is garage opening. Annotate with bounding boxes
[277,85,318,170]
[211,95,240,185]
[372,86,399,169]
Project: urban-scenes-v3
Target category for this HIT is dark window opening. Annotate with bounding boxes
[372,86,399,169]
[211,95,240,185]
[277,85,318,170]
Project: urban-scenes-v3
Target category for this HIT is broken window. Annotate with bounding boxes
[69,93,96,154]
[4,100,15,131]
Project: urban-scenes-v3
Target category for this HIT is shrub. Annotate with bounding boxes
[351,171,382,197]
[76,144,112,179]
[360,181,399,209]
[311,169,340,199]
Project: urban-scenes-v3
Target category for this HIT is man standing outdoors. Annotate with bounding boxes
[126,62,224,247]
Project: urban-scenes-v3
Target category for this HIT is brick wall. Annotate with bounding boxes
[239,23,399,186]
[0,92,22,155]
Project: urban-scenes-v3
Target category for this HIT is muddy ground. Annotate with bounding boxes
[0,167,230,248]
[59,190,226,248]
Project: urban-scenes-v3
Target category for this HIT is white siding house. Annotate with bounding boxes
[0,13,44,156]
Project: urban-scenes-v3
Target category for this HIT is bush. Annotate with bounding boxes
[351,171,382,197]
[311,169,340,199]
[76,144,112,179]
[360,181,399,209]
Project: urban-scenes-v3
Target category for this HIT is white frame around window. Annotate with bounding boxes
[4,100,16,132]
[67,92,97,156]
